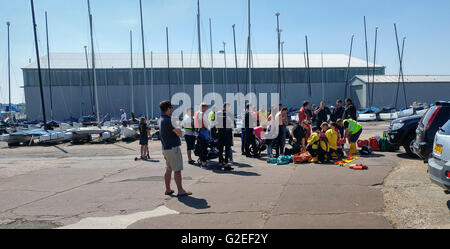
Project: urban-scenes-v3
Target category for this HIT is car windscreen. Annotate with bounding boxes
[440,119,450,135]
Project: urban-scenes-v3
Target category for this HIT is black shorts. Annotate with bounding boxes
[140,136,148,145]
[185,135,196,151]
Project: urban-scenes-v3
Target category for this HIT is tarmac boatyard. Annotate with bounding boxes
[0,120,448,229]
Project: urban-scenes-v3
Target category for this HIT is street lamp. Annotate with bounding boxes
[275,12,281,103]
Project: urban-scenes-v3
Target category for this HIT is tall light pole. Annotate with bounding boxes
[281,41,286,101]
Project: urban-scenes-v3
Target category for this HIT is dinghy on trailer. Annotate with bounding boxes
[357,107,379,121]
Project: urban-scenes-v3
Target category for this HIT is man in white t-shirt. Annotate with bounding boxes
[120,109,127,127]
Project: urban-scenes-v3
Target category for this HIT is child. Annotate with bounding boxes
[139,117,151,160]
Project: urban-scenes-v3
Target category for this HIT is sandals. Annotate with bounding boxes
[165,190,175,196]
[177,191,193,197]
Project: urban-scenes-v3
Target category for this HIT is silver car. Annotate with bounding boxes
[428,119,450,190]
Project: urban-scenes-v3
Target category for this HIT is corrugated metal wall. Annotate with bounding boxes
[23,67,385,121]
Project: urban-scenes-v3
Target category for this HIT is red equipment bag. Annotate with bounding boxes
[369,137,379,151]
[357,140,369,148]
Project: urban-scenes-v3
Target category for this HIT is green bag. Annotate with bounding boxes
[267,158,278,164]
[278,155,293,163]
[379,137,398,152]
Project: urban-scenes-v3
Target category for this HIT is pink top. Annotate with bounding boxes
[254,126,263,139]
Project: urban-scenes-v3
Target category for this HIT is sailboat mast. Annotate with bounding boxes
[209,18,215,96]
[30,0,47,127]
[247,0,252,94]
[305,35,312,100]
[281,41,286,101]
[130,30,134,114]
[223,42,228,93]
[321,51,324,101]
[232,24,239,93]
[7,22,11,119]
[394,24,407,108]
[400,37,407,107]
[83,45,94,115]
[139,0,149,119]
[87,0,100,124]
[45,12,54,121]
[371,27,378,107]
[181,50,185,92]
[344,34,354,99]
[364,16,370,106]
[166,27,171,97]
[150,51,154,118]
[197,0,203,98]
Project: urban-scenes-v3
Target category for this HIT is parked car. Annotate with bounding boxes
[427,119,450,190]
[413,101,450,162]
[386,115,421,157]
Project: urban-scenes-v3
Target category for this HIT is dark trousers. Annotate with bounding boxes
[218,129,232,164]
[198,136,209,163]
[274,125,284,157]
[328,148,344,159]
[241,129,246,153]
[307,146,326,161]
[284,142,301,156]
[244,128,256,156]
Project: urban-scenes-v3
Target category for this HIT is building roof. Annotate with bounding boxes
[353,75,450,83]
[24,53,384,70]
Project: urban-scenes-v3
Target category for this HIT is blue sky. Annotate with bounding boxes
[1,0,450,103]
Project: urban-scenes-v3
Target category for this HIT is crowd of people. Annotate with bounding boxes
[135,98,362,197]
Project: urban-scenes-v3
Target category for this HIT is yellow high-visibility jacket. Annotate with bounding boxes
[326,129,338,151]
[307,132,328,152]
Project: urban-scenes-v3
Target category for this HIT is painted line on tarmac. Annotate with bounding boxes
[58,205,179,229]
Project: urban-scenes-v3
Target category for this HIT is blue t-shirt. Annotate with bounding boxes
[159,114,181,150]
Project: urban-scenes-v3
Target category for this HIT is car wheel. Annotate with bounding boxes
[403,134,418,158]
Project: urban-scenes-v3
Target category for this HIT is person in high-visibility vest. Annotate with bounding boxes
[341,119,363,155]
[182,107,197,165]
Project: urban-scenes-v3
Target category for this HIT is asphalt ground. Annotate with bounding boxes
[0,121,448,229]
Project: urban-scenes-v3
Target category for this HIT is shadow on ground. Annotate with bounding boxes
[359,153,386,158]
[211,169,260,176]
[396,153,420,160]
[177,196,210,210]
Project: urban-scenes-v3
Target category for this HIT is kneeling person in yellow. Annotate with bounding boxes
[325,122,341,160]
[342,119,363,155]
[307,126,328,163]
